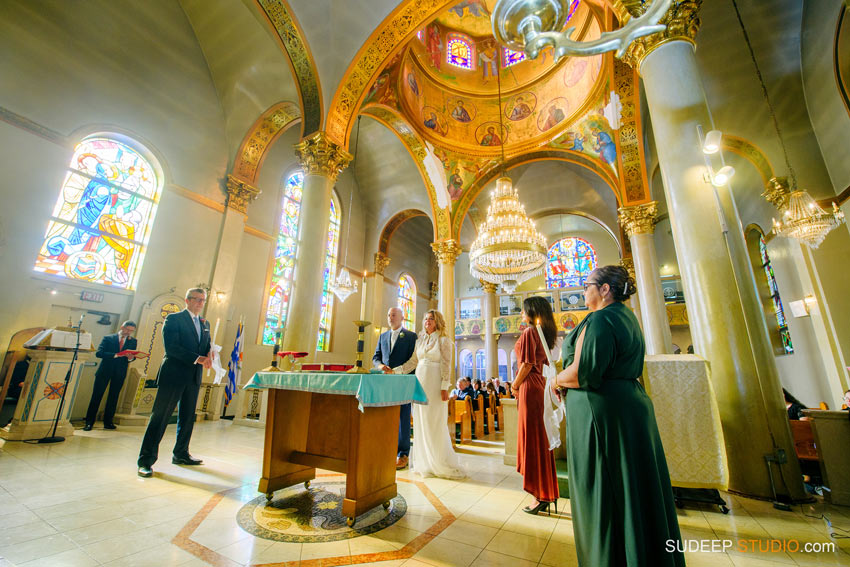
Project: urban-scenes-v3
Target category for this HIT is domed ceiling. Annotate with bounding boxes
[365,0,605,157]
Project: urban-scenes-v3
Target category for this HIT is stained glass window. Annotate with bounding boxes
[759,236,793,354]
[458,349,473,380]
[398,274,416,329]
[546,237,597,288]
[447,36,473,69]
[503,48,525,67]
[261,172,340,350]
[475,349,485,380]
[34,136,161,289]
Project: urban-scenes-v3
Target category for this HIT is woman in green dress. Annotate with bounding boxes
[554,265,684,566]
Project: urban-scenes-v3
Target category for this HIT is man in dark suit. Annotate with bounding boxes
[137,288,212,477]
[83,320,138,430]
[373,307,417,470]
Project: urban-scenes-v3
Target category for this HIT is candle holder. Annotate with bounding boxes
[347,320,371,373]
[262,328,284,372]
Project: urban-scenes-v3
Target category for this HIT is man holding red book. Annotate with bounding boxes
[83,320,145,431]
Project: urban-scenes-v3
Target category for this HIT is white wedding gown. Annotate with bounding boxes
[397,332,465,479]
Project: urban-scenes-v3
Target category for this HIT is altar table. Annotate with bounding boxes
[243,371,428,525]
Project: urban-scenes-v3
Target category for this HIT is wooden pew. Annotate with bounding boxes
[789,420,819,462]
[472,397,484,439]
[447,397,456,446]
[454,399,472,443]
[485,396,495,437]
[493,394,503,432]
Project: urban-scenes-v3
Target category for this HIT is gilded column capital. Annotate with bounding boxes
[480,280,499,295]
[225,174,261,214]
[431,239,462,265]
[618,201,659,236]
[621,0,703,72]
[620,257,636,280]
[429,281,439,300]
[762,176,791,210]
[294,131,352,182]
[373,252,390,275]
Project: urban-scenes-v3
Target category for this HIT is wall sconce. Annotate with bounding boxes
[214,290,227,302]
[702,130,722,154]
[711,165,736,187]
[788,295,816,318]
[697,126,735,187]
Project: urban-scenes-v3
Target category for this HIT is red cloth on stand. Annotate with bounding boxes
[515,327,559,503]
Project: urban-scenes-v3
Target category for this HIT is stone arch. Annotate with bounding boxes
[231,101,301,185]
[378,209,429,256]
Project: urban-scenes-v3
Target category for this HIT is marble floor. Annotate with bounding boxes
[1,420,849,566]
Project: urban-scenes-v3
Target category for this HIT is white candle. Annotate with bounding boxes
[359,271,368,321]
[207,318,220,377]
[535,318,554,368]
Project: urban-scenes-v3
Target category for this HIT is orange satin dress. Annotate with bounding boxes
[514,327,559,503]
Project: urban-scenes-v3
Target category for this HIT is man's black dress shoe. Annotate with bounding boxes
[138,466,153,478]
[103,423,117,430]
[82,424,93,431]
[172,455,203,465]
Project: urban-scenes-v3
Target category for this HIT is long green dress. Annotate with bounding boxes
[562,302,684,566]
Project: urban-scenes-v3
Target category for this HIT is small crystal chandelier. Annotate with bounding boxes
[469,176,548,292]
[771,191,845,249]
[330,118,360,302]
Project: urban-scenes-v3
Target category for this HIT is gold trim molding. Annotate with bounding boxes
[379,208,428,255]
[256,0,323,136]
[480,280,499,295]
[225,175,261,214]
[374,252,391,275]
[618,201,659,236]
[614,59,651,203]
[233,101,301,184]
[762,176,791,210]
[620,257,636,280]
[622,0,703,72]
[431,239,462,265]
[294,131,352,181]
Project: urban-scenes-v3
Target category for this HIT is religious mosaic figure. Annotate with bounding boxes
[451,100,472,122]
[542,105,566,131]
[406,72,419,96]
[449,0,489,18]
[478,41,498,80]
[480,126,502,146]
[427,25,442,71]
[447,168,464,200]
[593,127,617,165]
[509,97,533,121]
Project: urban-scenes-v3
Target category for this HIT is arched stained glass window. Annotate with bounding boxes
[398,274,416,329]
[475,349,485,380]
[34,135,162,289]
[503,48,525,67]
[261,172,340,350]
[498,349,508,381]
[459,349,473,380]
[546,237,597,288]
[447,36,474,69]
[759,236,793,354]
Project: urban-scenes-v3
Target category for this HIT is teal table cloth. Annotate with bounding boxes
[243,371,428,412]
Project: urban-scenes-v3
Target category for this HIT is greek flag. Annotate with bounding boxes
[225,321,243,407]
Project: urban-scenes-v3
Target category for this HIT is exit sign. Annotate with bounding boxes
[81,291,104,303]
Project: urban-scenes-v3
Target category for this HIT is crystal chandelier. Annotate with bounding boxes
[330,118,359,302]
[468,39,546,293]
[771,191,845,249]
[469,176,547,292]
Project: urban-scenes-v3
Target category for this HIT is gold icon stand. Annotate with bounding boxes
[347,320,371,373]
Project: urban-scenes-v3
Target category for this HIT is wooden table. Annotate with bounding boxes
[245,371,427,526]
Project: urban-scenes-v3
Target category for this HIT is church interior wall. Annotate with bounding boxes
[800,0,850,191]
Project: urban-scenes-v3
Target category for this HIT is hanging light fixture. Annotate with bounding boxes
[329,118,360,301]
[772,191,844,249]
[469,50,547,293]
[730,0,845,249]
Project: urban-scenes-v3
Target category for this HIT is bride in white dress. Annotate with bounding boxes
[394,310,465,479]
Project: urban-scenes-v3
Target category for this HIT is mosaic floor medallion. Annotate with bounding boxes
[236,481,407,543]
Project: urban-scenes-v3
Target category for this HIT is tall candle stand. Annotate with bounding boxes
[347,320,371,373]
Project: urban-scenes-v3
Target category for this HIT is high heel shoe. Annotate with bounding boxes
[522,500,552,515]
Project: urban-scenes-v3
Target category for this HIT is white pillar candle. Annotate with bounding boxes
[359,271,368,321]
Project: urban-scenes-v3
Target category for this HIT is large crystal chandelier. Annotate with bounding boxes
[469,176,547,293]
[771,191,845,249]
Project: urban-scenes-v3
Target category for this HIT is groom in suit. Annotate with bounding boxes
[373,307,417,470]
[83,320,138,430]
[137,288,212,477]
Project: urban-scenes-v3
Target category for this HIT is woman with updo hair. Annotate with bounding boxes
[554,265,683,566]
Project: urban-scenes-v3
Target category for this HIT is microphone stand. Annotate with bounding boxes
[38,317,83,444]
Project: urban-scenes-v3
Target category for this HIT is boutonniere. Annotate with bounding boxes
[399,332,405,338]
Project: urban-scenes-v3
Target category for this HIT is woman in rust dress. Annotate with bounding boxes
[514,295,559,515]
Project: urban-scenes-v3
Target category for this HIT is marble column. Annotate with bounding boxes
[365,252,391,358]
[620,257,644,331]
[481,280,499,380]
[431,240,461,382]
[281,132,352,357]
[198,175,260,420]
[624,1,805,500]
[619,202,673,354]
